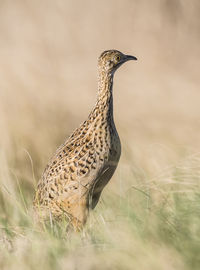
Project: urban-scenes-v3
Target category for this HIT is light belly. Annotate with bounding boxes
[90,136,121,209]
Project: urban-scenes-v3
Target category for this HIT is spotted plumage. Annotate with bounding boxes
[33,50,137,230]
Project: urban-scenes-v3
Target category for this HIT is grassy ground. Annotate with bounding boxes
[0,1,200,269]
[1,150,200,270]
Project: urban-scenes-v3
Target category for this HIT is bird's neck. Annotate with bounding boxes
[96,71,114,115]
[88,69,115,126]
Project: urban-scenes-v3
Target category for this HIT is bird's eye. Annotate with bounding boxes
[116,55,121,62]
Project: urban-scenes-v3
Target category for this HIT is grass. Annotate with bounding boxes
[0,149,200,270]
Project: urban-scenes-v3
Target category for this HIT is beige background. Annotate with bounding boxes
[0,0,200,190]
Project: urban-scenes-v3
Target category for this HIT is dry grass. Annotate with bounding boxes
[0,1,200,269]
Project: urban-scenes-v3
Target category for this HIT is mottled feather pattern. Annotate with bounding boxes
[34,50,137,230]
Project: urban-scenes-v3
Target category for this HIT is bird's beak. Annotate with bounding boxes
[125,55,137,61]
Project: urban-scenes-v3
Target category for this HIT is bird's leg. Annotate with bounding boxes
[61,195,89,232]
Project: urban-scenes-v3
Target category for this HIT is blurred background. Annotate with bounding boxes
[0,1,200,269]
[1,0,200,186]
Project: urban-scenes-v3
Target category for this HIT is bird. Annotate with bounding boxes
[33,50,137,231]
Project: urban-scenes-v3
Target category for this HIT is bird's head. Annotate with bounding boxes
[98,50,137,75]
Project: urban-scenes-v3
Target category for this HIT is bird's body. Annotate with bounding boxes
[34,50,137,230]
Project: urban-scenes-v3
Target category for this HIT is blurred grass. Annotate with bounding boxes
[0,0,200,269]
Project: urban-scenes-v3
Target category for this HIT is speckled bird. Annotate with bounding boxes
[34,50,137,231]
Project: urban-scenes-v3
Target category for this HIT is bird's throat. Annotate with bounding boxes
[97,72,113,115]
[88,71,114,124]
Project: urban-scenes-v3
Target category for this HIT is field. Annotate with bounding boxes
[0,1,200,269]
